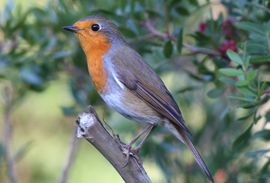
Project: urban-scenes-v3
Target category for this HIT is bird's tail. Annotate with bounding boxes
[164,122,214,183]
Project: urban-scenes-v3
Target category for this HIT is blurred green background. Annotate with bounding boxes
[0,0,270,183]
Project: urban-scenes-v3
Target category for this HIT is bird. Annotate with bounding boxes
[63,16,214,182]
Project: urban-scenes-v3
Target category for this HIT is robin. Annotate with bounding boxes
[64,16,214,182]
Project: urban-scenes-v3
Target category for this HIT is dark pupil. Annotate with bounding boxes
[91,24,100,31]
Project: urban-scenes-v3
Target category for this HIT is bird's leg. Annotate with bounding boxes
[121,124,155,167]
[129,124,155,147]
[133,124,156,153]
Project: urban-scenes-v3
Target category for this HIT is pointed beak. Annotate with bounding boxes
[63,25,79,33]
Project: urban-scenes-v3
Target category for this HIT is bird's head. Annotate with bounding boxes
[63,16,124,53]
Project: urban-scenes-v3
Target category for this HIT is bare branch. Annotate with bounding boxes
[76,106,152,183]
[2,83,18,183]
[143,20,220,56]
[59,129,79,183]
[183,43,220,56]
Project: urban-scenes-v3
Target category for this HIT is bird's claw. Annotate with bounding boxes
[120,144,141,168]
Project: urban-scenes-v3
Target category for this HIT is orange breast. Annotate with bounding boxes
[87,47,109,92]
[83,36,111,93]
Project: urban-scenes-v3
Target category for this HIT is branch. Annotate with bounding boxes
[76,106,151,183]
[143,20,220,56]
[2,84,18,183]
[183,43,220,56]
[59,129,79,183]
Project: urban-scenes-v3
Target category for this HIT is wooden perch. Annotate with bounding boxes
[76,106,152,183]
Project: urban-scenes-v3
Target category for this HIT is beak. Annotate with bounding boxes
[63,25,79,33]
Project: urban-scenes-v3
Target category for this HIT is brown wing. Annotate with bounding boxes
[111,46,191,135]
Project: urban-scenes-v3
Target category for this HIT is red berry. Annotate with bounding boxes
[198,22,207,33]
[218,40,238,55]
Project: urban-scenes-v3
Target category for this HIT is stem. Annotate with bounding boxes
[59,129,79,183]
[2,84,18,183]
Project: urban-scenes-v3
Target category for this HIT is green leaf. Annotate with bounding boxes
[219,68,243,77]
[250,55,270,64]
[237,111,254,121]
[247,69,257,81]
[260,159,270,176]
[177,86,198,93]
[20,66,44,87]
[145,10,162,18]
[227,96,256,102]
[163,41,173,58]
[219,76,236,85]
[175,6,189,16]
[207,88,225,98]
[227,50,243,66]
[189,0,198,6]
[233,123,253,150]
[246,148,270,158]
[235,80,249,87]
[118,26,137,38]
[236,22,265,36]
[253,130,270,141]
[238,88,257,97]
[61,106,77,116]
[265,111,270,122]
[177,28,183,54]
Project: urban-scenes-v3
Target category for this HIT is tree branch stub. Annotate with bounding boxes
[76,106,152,183]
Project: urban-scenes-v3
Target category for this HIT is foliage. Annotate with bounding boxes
[0,0,270,183]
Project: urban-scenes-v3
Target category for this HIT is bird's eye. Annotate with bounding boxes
[91,24,100,32]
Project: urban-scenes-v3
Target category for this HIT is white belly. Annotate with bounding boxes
[101,88,160,125]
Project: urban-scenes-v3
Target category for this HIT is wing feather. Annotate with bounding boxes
[110,47,191,135]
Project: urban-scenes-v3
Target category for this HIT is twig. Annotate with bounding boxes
[2,84,18,183]
[143,20,220,56]
[76,106,152,183]
[183,43,220,56]
[59,128,79,183]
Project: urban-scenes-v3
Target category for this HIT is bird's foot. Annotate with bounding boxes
[120,143,141,167]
